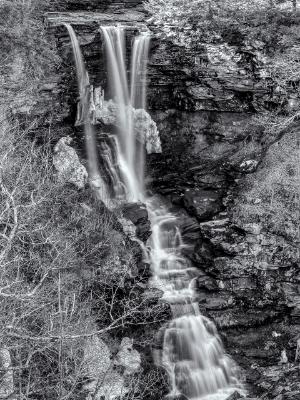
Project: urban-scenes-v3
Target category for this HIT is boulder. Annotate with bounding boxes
[115,337,141,375]
[178,216,201,258]
[83,335,128,400]
[197,274,219,292]
[121,202,151,241]
[83,335,111,380]
[53,136,88,189]
[225,391,244,400]
[183,188,222,221]
[135,108,162,154]
[83,335,142,399]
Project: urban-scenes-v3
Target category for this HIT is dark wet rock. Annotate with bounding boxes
[225,391,244,400]
[177,215,202,259]
[121,202,151,242]
[183,188,223,221]
[202,293,234,311]
[46,11,145,26]
[164,394,189,400]
[179,216,201,242]
[192,135,299,397]
[49,0,144,13]
[242,398,259,400]
[148,110,256,196]
[121,202,148,223]
[197,274,219,292]
[255,365,300,400]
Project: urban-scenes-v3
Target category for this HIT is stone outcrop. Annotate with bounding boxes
[114,337,141,375]
[188,129,300,398]
[53,136,88,188]
[83,335,141,400]
[83,336,127,400]
[49,0,144,13]
[182,188,223,221]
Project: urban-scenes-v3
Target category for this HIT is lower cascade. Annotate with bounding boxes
[65,23,245,400]
[147,199,244,399]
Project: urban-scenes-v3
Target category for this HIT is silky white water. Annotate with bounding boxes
[66,24,244,400]
[147,198,244,399]
[64,23,110,204]
[101,26,150,201]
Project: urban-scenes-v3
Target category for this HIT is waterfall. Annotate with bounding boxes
[130,33,150,192]
[66,24,244,400]
[101,26,149,201]
[130,34,150,110]
[64,23,109,204]
[147,198,244,400]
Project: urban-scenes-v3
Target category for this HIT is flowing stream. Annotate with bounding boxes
[65,23,244,400]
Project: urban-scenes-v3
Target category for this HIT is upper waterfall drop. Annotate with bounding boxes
[130,33,150,110]
[66,23,160,205]
[64,23,110,205]
[100,26,151,202]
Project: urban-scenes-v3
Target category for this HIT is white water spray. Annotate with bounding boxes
[64,23,109,204]
[147,198,244,400]
[101,26,150,201]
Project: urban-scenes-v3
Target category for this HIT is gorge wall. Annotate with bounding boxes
[10,0,300,398]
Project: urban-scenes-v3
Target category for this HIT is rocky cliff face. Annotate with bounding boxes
[49,0,144,12]
[146,33,299,398]
[30,2,300,398]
